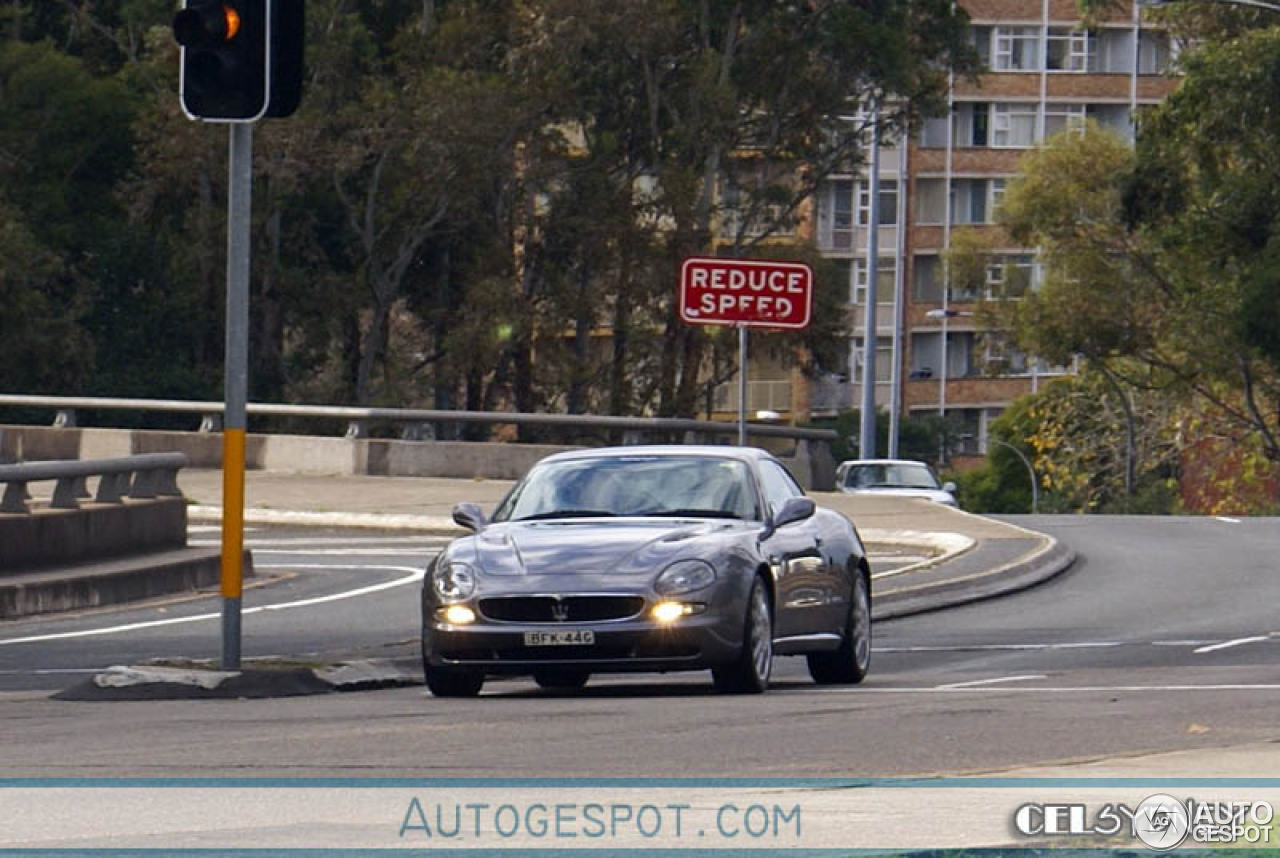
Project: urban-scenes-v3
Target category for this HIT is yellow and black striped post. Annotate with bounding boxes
[221,122,252,669]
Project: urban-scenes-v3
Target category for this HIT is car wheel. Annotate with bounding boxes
[807,572,871,685]
[534,671,590,690]
[424,664,484,698]
[712,576,773,694]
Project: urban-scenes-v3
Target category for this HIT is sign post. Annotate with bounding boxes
[678,257,813,446]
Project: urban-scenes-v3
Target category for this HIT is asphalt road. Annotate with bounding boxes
[0,515,1276,779]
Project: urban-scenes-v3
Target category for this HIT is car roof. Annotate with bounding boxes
[538,445,773,465]
[839,459,932,467]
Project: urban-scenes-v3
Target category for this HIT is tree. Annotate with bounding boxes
[0,39,137,394]
[505,0,976,418]
[992,121,1280,490]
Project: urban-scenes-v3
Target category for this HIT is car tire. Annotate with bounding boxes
[712,576,773,694]
[806,572,871,685]
[423,654,485,698]
[534,671,590,690]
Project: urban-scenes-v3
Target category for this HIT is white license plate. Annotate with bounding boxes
[524,630,595,646]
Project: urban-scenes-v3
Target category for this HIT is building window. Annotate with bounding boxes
[951,178,1008,225]
[993,27,1041,72]
[1046,28,1095,72]
[913,256,943,302]
[971,26,993,68]
[1138,30,1173,75]
[919,114,950,148]
[915,178,947,224]
[858,179,898,226]
[959,102,991,147]
[992,103,1038,148]
[1044,103,1087,139]
[818,179,855,250]
[852,257,898,304]
[1088,103,1133,140]
[981,332,1031,375]
[1097,28,1137,73]
[985,254,1038,299]
[853,336,894,383]
[991,178,1007,213]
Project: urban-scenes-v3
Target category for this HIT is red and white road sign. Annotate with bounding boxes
[679,257,813,330]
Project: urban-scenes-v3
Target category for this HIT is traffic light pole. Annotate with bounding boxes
[221,122,252,670]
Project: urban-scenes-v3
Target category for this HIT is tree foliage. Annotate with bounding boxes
[0,0,975,428]
[992,113,1280,484]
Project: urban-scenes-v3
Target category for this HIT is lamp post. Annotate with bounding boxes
[986,437,1040,514]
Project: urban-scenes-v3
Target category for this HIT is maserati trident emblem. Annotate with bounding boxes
[550,598,570,622]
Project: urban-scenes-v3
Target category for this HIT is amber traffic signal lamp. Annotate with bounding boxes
[173,0,303,121]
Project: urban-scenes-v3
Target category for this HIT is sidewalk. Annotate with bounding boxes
[175,468,1074,620]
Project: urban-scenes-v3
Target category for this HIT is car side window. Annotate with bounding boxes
[757,460,803,517]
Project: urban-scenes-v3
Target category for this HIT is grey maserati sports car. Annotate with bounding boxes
[420,445,871,697]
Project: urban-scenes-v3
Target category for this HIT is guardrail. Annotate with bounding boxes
[0,452,187,514]
[0,394,836,444]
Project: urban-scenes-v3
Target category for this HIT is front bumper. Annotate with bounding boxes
[423,612,741,675]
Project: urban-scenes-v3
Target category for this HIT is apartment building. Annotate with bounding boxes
[802,0,1178,458]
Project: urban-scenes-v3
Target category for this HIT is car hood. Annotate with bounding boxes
[452,518,754,577]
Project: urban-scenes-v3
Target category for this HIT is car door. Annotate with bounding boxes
[755,460,833,641]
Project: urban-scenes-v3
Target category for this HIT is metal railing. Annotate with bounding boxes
[0,452,187,514]
[0,394,836,444]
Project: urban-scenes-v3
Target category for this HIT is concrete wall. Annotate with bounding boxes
[0,497,188,572]
[0,425,835,490]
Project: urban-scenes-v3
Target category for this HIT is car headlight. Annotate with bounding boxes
[432,560,476,602]
[654,560,716,596]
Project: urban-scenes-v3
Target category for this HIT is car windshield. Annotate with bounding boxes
[845,463,940,490]
[492,456,760,522]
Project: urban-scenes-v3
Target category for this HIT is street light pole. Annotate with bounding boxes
[858,97,882,460]
[987,436,1039,514]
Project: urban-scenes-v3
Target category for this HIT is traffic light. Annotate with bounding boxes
[173,0,304,121]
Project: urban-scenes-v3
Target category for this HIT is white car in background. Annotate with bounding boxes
[835,459,958,507]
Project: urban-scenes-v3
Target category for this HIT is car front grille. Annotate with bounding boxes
[436,640,700,663]
[477,595,646,624]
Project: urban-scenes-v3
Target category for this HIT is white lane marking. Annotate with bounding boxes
[1193,635,1270,654]
[1152,640,1217,647]
[935,674,1047,690]
[1214,516,1242,524]
[0,668,101,675]
[0,565,423,646]
[876,642,1123,653]
[810,683,1280,694]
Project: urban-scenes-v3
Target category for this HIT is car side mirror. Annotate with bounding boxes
[452,502,488,532]
[942,481,957,494]
[773,496,815,529]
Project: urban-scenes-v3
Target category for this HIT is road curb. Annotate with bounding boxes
[873,536,1076,620]
[52,658,421,701]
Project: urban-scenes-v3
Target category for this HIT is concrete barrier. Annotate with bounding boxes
[0,425,833,489]
[0,498,188,572]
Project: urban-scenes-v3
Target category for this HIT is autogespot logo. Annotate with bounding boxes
[1132,794,1191,851]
